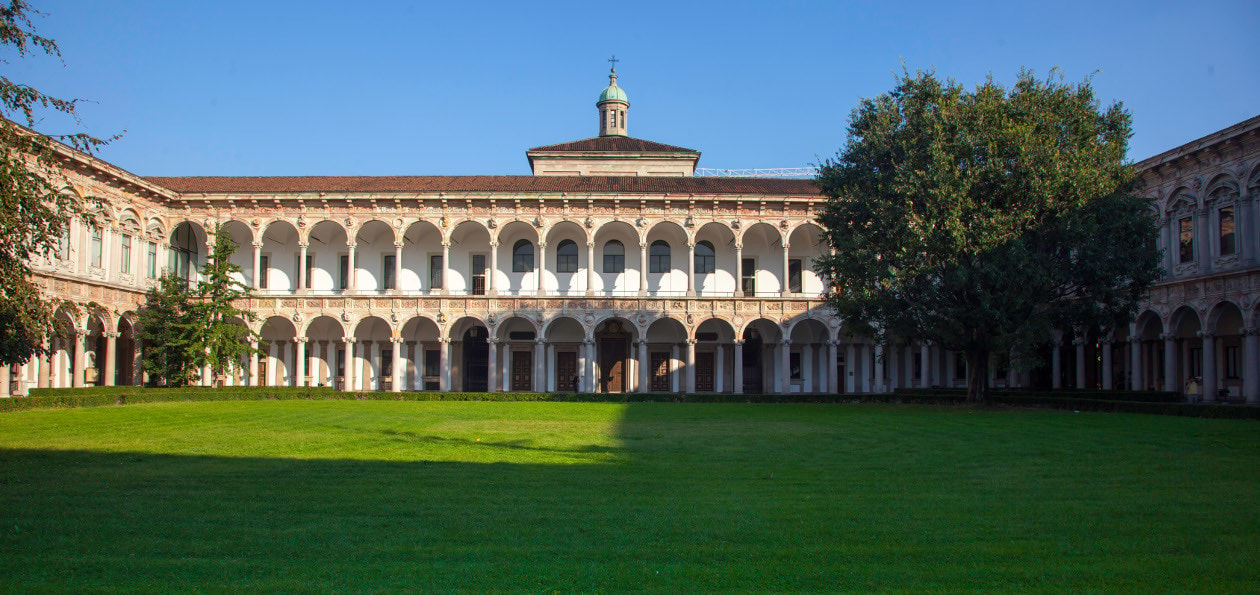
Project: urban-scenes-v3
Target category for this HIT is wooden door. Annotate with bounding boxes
[695,351,714,392]
[511,350,532,391]
[557,351,578,392]
[650,351,670,391]
[600,339,626,393]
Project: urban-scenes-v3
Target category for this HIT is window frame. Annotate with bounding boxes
[512,239,534,273]
[1178,217,1194,264]
[649,240,671,274]
[556,239,578,273]
[694,240,715,274]
[603,240,625,274]
[1218,206,1236,257]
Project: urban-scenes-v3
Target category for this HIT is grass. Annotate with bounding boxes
[0,400,1256,591]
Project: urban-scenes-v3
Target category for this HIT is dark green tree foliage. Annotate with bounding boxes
[815,70,1161,402]
[138,228,258,386]
[0,0,112,366]
[137,274,197,386]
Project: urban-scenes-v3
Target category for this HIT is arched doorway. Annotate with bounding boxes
[462,326,489,392]
[595,318,635,393]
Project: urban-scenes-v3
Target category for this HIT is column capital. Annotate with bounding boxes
[298,241,309,249]
[586,241,594,248]
[582,338,595,345]
[1196,331,1216,340]
[105,331,120,339]
[733,339,744,346]
[295,337,308,344]
[1241,326,1259,337]
[1072,338,1087,346]
[343,337,356,345]
[1160,332,1176,341]
[488,240,498,248]
[394,241,405,249]
[685,338,697,345]
[487,337,500,344]
[252,241,264,249]
[780,338,791,346]
[391,336,404,344]
[535,338,547,345]
[437,337,451,344]
[441,241,451,248]
[1128,336,1143,344]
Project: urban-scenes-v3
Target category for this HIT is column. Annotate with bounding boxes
[0,365,9,397]
[295,338,307,387]
[487,241,498,295]
[392,338,403,392]
[393,242,403,294]
[780,242,791,296]
[297,242,308,293]
[685,339,696,393]
[733,243,744,297]
[248,340,259,386]
[252,242,262,289]
[888,345,900,391]
[636,340,649,393]
[583,338,595,393]
[1242,327,1259,404]
[1074,338,1087,389]
[638,242,648,296]
[1162,333,1177,393]
[780,339,791,394]
[104,331,117,386]
[873,343,884,393]
[1101,340,1113,390]
[859,345,871,393]
[72,329,86,388]
[534,339,546,391]
[1129,336,1142,391]
[733,340,745,394]
[715,343,725,393]
[686,242,696,296]
[441,241,451,295]
[845,344,857,393]
[827,340,839,393]
[1200,332,1217,403]
[39,339,51,389]
[546,342,556,392]
[916,343,928,388]
[586,241,596,296]
[268,341,279,386]
[670,344,679,392]
[354,340,366,391]
[370,340,382,391]
[1050,339,1062,389]
[944,351,956,388]
[438,338,450,391]
[535,242,546,296]
[312,340,323,386]
[802,344,813,392]
[346,241,357,293]
[487,338,499,392]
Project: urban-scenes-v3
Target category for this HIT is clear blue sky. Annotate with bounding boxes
[8,0,1258,176]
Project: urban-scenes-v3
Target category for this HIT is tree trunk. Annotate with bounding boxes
[966,349,988,403]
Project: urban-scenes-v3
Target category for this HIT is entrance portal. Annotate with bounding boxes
[743,331,763,393]
[461,327,488,391]
[511,349,533,391]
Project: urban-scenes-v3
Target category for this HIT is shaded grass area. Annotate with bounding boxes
[0,401,1256,591]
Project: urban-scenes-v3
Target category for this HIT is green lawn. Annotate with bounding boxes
[0,400,1255,591]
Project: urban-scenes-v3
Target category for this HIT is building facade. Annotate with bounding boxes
[0,72,1256,402]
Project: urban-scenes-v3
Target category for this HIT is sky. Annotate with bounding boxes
[6,0,1258,177]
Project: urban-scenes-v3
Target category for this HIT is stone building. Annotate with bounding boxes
[0,70,1255,403]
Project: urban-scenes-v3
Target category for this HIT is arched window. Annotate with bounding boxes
[556,239,578,273]
[170,222,200,281]
[603,240,625,273]
[512,239,534,272]
[649,240,671,273]
[694,240,715,274]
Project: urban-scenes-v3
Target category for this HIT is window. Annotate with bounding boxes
[694,240,715,274]
[1224,345,1239,379]
[1189,347,1202,377]
[90,227,103,268]
[649,240,671,273]
[430,254,443,289]
[146,242,157,278]
[380,349,393,378]
[1178,217,1194,264]
[603,240,625,273]
[305,254,314,289]
[789,352,801,380]
[382,254,396,290]
[171,223,198,281]
[259,255,269,289]
[471,254,486,295]
[339,255,349,290]
[1219,207,1235,256]
[512,239,534,272]
[741,258,756,295]
[119,234,132,274]
[556,239,578,273]
[788,259,802,293]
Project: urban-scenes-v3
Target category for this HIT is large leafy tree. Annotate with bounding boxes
[0,0,113,366]
[138,228,259,386]
[815,69,1161,402]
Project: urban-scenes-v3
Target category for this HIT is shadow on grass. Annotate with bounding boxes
[1,403,1257,591]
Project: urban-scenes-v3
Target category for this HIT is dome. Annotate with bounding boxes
[598,76,629,105]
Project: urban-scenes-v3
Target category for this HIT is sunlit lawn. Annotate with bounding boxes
[0,400,1255,591]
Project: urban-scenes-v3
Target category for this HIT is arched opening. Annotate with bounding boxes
[401,316,442,390]
[307,316,347,388]
[645,317,687,392]
[462,326,489,392]
[259,316,297,386]
[544,316,586,393]
[351,316,390,391]
[169,221,206,282]
[495,316,541,391]
[594,317,638,393]
[694,318,736,392]
[741,319,784,393]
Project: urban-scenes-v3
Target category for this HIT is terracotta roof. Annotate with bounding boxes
[527,136,699,153]
[144,175,819,196]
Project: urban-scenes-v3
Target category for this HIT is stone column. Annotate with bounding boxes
[637,339,649,393]
[268,341,279,386]
[860,345,871,393]
[1129,336,1142,391]
[438,338,450,391]
[1200,332,1217,402]
[294,338,307,387]
[802,344,814,392]
[733,243,744,297]
[487,241,498,295]
[845,344,857,393]
[780,339,791,394]
[585,241,596,296]
[392,337,403,392]
[312,340,323,386]
[888,345,899,391]
[670,344,680,392]
[393,242,403,294]
[535,242,546,296]
[827,340,839,393]
[873,343,884,393]
[918,343,930,389]
[583,338,595,393]
[781,242,791,296]
[297,241,309,293]
[104,331,117,386]
[715,343,725,393]
[341,338,355,390]
[686,242,696,296]
[39,338,51,389]
[346,241,357,293]
[534,339,546,392]
[1242,327,1259,404]
[685,339,696,393]
[1101,340,1113,390]
[733,340,745,394]
[1074,338,1087,389]
[638,242,648,296]
[369,340,382,391]
[72,329,86,388]
[248,340,259,386]
[546,342,556,392]
[440,241,451,295]
[252,242,263,289]
[1050,338,1062,389]
[1162,333,1178,393]
[487,338,499,392]
[0,365,10,397]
